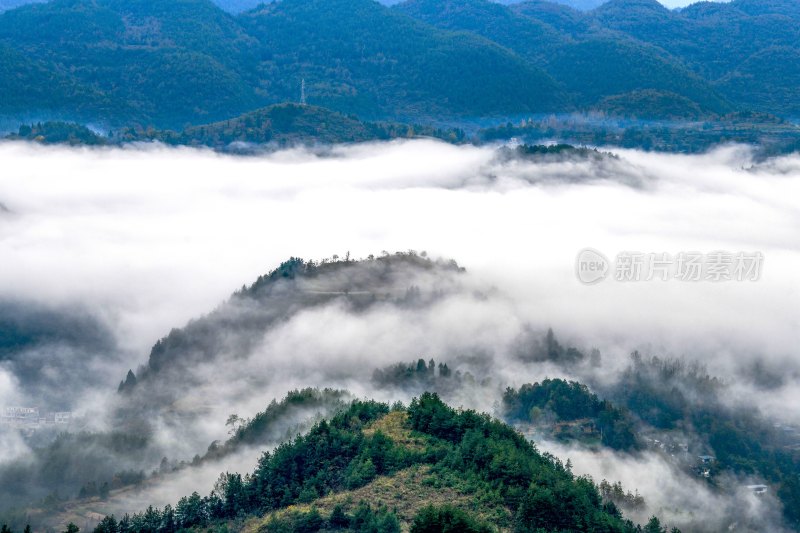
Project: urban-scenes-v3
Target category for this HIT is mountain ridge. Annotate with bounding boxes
[92,394,672,533]
[0,0,798,129]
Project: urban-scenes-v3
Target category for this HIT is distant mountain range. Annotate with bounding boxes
[0,0,798,129]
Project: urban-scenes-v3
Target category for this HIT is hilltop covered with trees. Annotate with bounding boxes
[122,253,463,399]
[88,394,676,533]
[118,103,466,149]
[503,378,640,451]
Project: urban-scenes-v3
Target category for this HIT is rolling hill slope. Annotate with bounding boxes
[591,0,800,112]
[239,0,565,119]
[123,103,466,147]
[396,0,731,113]
[0,0,261,127]
[0,0,565,126]
[93,394,665,533]
[0,0,798,127]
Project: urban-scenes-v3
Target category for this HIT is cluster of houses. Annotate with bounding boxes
[0,406,72,432]
[695,454,770,495]
[697,454,715,478]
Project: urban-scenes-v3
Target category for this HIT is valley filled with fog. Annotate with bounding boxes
[1,140,799,532]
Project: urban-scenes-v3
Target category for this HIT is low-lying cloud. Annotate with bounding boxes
[0,139,798,527]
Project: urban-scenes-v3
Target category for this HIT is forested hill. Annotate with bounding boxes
[0,0,561,128]
[116,254,466,408]
[119,103,467,148]
[396,0,730,116]
[238,0,564,119]
[7,104,468,148]
[0,0,799,130]
[90,393,676,533]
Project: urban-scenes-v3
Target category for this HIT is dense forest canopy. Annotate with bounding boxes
[0,0,799,134]
[85,394,672,533]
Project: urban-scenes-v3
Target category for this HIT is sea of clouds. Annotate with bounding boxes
[0,139,798,529]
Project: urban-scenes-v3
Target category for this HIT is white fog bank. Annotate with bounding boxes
[1,139,799,530]
[0,140,796,372]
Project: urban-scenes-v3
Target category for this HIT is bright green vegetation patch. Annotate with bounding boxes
[246,464,510,532]
[363,411,428,453]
